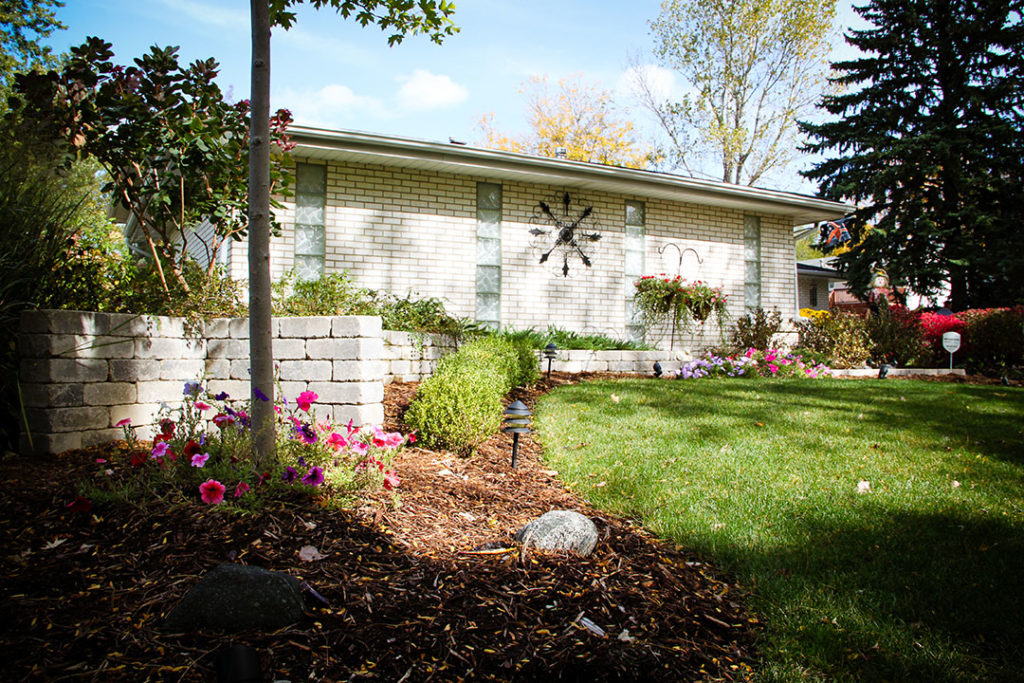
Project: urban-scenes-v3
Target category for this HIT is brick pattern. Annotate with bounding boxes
[228,160,800,355]
[18,310,385,455]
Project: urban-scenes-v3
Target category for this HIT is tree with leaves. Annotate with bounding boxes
[635,0,836,185]
[478,74,658,169]
[0,0,64,100]
[801,0,1024,310]
[8,38,295,299]
[246,1,457,463]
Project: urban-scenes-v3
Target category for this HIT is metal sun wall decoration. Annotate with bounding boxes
[528,191,602,277]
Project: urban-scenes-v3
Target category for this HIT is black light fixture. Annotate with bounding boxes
[543,343,558,381]
[502,400,532,468]
[653,361,663,378]
[878,363,890,379]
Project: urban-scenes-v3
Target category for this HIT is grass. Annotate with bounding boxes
[534,377,1024,681]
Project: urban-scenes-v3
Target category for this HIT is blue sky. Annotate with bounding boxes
[46,1,866,190]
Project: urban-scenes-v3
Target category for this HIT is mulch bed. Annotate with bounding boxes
[0,374,758,682]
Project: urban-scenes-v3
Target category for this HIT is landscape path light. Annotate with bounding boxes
[502,400,532,469]
[543,343,558,381]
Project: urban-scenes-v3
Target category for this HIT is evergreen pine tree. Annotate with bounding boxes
[801,0,1024,309]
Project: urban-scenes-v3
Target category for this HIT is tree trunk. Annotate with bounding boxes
[248,0,275,466]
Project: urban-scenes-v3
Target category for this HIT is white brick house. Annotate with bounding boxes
[222,127,849,350]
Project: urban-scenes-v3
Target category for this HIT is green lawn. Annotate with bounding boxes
[534,378,1024,682]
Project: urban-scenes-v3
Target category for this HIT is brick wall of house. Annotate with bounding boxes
[230,159,799,353]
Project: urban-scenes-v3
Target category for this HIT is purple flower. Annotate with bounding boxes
[191,452,210,468]
[151,442,170,459]
[302,466,325,487]
[282,466,299,483]
[253,387,270,402]
[296,423,317,445]
[183,381,202,397]
[214,391,230,401]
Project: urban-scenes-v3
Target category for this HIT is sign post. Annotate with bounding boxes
[942,331,961,370]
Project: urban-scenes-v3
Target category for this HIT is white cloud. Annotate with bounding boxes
[619,64,677,102]
[394,69,468,112]
[274,84,386,129]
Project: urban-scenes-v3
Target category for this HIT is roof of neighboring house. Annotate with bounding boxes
[797,259,846,280]
[289,126,853,226]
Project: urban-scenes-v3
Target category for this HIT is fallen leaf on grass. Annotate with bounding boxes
[856,480,871,494]
[610,394,620,403]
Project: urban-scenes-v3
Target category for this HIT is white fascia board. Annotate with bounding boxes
[288,126,853,225]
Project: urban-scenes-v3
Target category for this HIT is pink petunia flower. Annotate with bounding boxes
[194,401,212,411]
[234,481,250,498]
[296,391,318,413]
[151,442,170,459]
[191,452,210,468]
[351,442,369,458]
[199,479,226,504]
[115,418,132,427]
[768,364,779,374]
[383,470,400,491]
[384,432,404,448]
[327,432,348,451]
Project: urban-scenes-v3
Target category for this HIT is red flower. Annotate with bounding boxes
[66,496,92,514]
[183,440,202,458]
[199,479,226,505]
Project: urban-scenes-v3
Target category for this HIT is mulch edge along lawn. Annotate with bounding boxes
[0,375,757,682]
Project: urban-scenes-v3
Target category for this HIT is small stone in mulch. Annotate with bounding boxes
[162,563,304,633]
[515,509,599,556]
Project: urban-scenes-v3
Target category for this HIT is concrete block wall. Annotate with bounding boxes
[382,330,456,383]
[18,310,385,455]
[231,158,801,355]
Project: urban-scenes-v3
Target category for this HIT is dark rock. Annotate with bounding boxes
[162,563,304,633]
[515,510,599,556]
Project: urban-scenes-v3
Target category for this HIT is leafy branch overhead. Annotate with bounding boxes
[6,37,295,297]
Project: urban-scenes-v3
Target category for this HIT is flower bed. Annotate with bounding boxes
[675,348,830,380]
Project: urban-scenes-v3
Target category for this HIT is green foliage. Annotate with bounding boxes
[272,270,480,340]
[494,326,650,351]
[795,309,871,368]
[961,307,1024,373]
[731,307,782,351]
[865,304,927,367]
[7,37,295,297]
[0,0,64,100]
[405,336,536,453]
[801,0,1024,309]
[404,362,504,453]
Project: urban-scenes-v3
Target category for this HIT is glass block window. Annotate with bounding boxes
[744,215,762,312]
[476,182,502,328]
[624,200,646,342]
[294,163,326,281]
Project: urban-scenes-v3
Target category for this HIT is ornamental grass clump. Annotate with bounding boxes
[81,381,410,509]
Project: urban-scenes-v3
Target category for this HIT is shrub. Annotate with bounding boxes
[865,304,927,367]
[961,307,1024,373]
[732,307,782,351]
[495,326,650,351]
[404,362,505,453]
[794,310,871,368]
[919,311,965,364]
[405,336,538,453]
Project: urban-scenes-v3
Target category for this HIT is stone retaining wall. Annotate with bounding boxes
[18,310,385,455]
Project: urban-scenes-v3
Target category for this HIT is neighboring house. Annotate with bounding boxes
[217,126,850,351]
[796,258,846,312]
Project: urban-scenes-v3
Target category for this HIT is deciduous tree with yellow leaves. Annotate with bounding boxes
[478,74,657,170]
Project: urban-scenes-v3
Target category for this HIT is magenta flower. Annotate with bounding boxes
[66,495,93,514]
[383,431,404,449]
[115,418,132,427]
[296,391,318,412]
[768,364,779,374]
[194,401,212,411]
[234,481,250,498]
[199,479,226,504]
[351,441,369,458]
[282,466,299,484]
[151,442,170,459]
[383,470,400,491]
[302,466,325,487]
[327,432,348,451]
[191,452,210,468]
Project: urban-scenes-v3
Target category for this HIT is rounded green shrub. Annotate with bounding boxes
[405,362,504,453]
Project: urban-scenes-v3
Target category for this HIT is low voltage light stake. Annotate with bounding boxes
[543,343,557,381]
[502,400,532,469]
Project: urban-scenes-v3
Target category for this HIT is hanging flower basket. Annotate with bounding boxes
[633,275,728,345]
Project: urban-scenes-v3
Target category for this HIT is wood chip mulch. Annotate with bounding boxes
[0,373,758,682]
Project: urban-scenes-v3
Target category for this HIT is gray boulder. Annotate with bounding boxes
[515,510,599,556]
[163,563,304,633]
